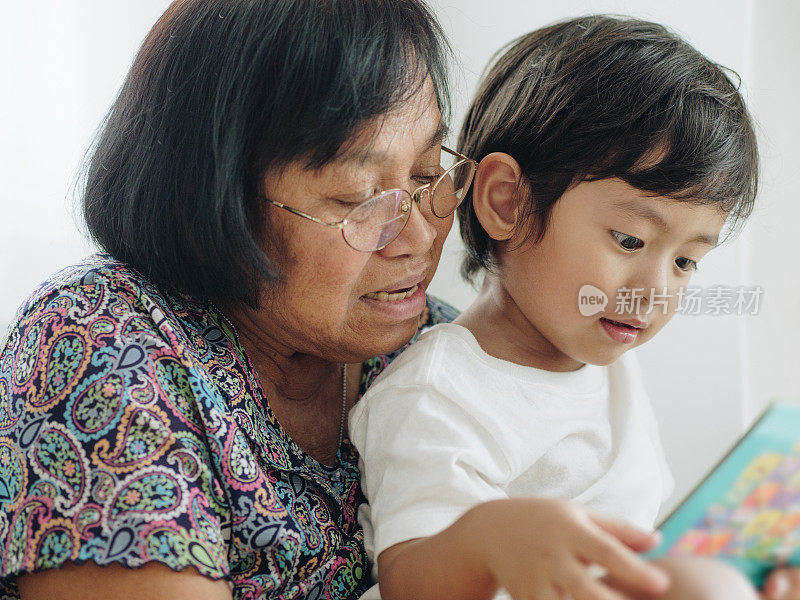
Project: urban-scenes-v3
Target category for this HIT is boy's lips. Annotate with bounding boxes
[603,316,648,329]
[599,317,645,344]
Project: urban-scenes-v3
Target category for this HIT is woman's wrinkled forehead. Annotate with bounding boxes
[333,79,446,171]
[262,84,445,199]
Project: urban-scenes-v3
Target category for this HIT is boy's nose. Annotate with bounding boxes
[631,262,672,313]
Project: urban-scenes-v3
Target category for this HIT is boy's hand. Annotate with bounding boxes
[761,568,800,600]
[464,498,670,600]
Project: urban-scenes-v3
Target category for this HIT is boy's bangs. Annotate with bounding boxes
[586,90,758,231]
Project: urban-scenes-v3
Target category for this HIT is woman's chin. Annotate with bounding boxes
[351,317,421,360]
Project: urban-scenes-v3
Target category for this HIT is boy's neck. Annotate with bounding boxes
[454,274,586,373]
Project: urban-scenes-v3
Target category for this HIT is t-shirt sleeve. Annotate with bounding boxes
[0,282,230,582]
[349,380,509,562]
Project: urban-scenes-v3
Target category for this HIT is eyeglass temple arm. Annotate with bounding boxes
[441,145,475,163]
[266,198,346,229]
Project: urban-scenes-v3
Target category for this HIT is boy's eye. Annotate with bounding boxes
[675,257,698,272]
[611,231,644,251]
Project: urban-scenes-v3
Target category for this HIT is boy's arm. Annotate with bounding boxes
[378,535,495,600]
[376,498,670,600]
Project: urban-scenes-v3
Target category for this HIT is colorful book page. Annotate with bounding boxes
[647,402,800,587]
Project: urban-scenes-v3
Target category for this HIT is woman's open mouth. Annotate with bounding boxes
[363,284,419,302]
[361,282,426,321]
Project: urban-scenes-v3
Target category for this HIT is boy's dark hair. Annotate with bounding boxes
[83,0,450,307]
[457,15,758,282]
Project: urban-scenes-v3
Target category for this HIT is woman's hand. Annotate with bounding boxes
[761,567,800,600]
[378,497,670,600]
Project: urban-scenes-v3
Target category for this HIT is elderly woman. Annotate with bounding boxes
[3,2,800,600]
[0,1,467,598]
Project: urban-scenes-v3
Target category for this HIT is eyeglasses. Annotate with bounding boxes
[265,146,477,252]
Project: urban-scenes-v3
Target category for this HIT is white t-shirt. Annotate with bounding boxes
[349,322,674,584]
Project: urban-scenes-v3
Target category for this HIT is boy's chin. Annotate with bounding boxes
[575,345,631,367]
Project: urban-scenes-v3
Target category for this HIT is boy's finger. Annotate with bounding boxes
[559,558,630,600]
[511,584,560,600]
[590,512,662,552]
[503,578,560,600]
[602,577,663,600]
[578,528,669,596]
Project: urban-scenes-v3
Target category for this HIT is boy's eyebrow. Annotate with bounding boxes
[336,120,448,166]
[613,201,719,247]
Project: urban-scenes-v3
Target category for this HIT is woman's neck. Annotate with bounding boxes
[224,303,357,465]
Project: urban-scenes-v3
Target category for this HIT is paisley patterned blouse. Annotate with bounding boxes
[0,254,457,599]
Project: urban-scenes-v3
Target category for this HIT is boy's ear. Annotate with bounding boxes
[472,152,523,241]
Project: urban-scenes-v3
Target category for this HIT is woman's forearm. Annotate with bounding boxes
[18,561,233,600]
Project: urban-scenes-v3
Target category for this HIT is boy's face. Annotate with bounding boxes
[498,178,727,369]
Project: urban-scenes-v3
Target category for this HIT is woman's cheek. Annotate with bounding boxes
[427,214,454,273]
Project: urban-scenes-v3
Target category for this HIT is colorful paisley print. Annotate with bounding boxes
[0,254,457,599]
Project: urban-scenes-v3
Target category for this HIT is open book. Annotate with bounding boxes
[646,402,800,587]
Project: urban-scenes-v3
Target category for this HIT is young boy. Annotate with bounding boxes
[350,15,761,600]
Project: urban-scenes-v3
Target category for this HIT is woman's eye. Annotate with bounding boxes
[675,257,698,272]
[411,173,441,186]
[331,198,360,207]
[324,192,375,220]
[611,231,644,250]
[329,188,378,207]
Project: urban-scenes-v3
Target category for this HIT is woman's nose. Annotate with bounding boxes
[380,189,438,256]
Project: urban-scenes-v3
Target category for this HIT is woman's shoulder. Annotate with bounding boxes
[3,253,216,360]
[13,253,155,312]
[0,255,236,582]
[0,254,251,437]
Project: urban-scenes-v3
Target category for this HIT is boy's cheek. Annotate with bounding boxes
[643,285,684,327]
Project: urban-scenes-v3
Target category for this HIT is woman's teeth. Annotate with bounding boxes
[364,284,418,302]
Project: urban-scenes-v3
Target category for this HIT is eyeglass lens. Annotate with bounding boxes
[341,150,476,252]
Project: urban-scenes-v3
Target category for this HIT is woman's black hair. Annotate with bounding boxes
[83,0,450,307]
[457,15,759,283]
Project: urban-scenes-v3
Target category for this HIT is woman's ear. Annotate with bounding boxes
[472,152,523,241]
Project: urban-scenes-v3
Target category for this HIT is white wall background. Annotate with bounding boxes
[2,1,799,513]
[0,1,170,326]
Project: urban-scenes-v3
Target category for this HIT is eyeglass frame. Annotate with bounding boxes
[264,146,477,251]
